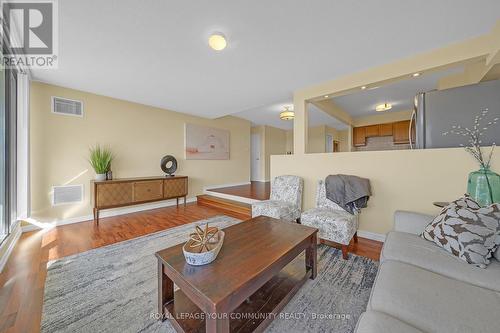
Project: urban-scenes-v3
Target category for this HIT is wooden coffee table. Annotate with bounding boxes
[155,215,318,333]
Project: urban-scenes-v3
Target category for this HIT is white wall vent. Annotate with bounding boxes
[52,185,83,206]
[51,96,84,117]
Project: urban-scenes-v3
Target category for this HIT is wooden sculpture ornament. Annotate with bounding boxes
[188,224,219,253]
[183,223,225,266]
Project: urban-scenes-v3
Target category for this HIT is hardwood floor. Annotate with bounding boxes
[0,202,382,333]
[207,181,270,200]
[197,194,251,220]
[320,237,382,262]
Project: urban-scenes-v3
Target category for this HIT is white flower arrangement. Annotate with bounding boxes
[443,108,498,169]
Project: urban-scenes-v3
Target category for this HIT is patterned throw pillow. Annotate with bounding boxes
[421,195,500,268]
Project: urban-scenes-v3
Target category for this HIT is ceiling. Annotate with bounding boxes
[235,102,349,130]
[333,67,465,117]
[30,1,500,118]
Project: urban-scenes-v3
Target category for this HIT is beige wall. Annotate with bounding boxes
[271,147,500,235]
[338,130,350,152]
[307,125,327,153]
[254,123,354,178]
[289,125,327,154]
[286,125,350,154]
[353,110,412,127]
[325,126,349,152]
[250,125,287,181]
[325,126,339,141]
[264,126,287,180]
[251,126,266,181]
[30,82,251,222]
[285,130,294,154]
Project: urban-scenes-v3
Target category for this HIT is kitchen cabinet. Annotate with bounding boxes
[393,120,411,144]
[352,120,410,147]
[353,126,366,146]
[365,125,379,137]
[379,123,393,136]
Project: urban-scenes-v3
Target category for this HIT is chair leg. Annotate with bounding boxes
[341,245,348,260]
[353,232,358,243]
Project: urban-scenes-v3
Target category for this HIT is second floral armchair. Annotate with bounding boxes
[251,175,303,222]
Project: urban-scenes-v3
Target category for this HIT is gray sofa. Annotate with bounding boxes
[355,211,500,333]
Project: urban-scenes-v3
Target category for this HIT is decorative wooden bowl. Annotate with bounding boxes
[183,230,225,266]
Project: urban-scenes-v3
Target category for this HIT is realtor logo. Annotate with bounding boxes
[1,0,58,68]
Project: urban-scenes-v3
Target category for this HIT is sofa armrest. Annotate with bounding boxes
[393,211,434,235]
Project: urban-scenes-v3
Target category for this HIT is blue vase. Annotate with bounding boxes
[467,166,500,206]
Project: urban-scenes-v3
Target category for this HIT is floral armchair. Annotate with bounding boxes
[301,180,359,259]
[251,175,303,222]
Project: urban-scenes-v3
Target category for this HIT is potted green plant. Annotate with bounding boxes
[89,145,113,181]
[443,108,499,206]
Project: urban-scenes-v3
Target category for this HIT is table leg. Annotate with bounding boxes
[184,196,187,207]
[306,233,317,279]
[206,313,229,333]
[176,197,179,207]
[93,208,99,225]
[158,260,174,321]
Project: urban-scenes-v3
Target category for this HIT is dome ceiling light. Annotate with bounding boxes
[375,103,392,112]
[279,106,294,120]
[208,33,227,51]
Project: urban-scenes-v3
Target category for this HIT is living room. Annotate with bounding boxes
[1,2,500,333]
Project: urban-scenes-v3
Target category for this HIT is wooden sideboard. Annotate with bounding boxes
[91,176,188,225]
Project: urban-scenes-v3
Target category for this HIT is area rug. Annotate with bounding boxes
[41,215,378,333]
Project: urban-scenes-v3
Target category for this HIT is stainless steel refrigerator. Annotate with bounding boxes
[411,79,500,149]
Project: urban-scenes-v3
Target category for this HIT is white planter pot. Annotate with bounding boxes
[95,173,107,181]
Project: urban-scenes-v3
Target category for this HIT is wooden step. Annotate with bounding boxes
[197,194,251,220]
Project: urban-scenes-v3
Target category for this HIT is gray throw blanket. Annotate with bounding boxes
[325,174,371,214]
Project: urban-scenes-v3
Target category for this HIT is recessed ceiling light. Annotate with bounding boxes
[361,86,367,90]
[324,95,329,98]
[375,103,392,112]
[412,72,421,77]
[208,33,227,51]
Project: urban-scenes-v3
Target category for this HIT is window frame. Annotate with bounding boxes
[0,34,18,244]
